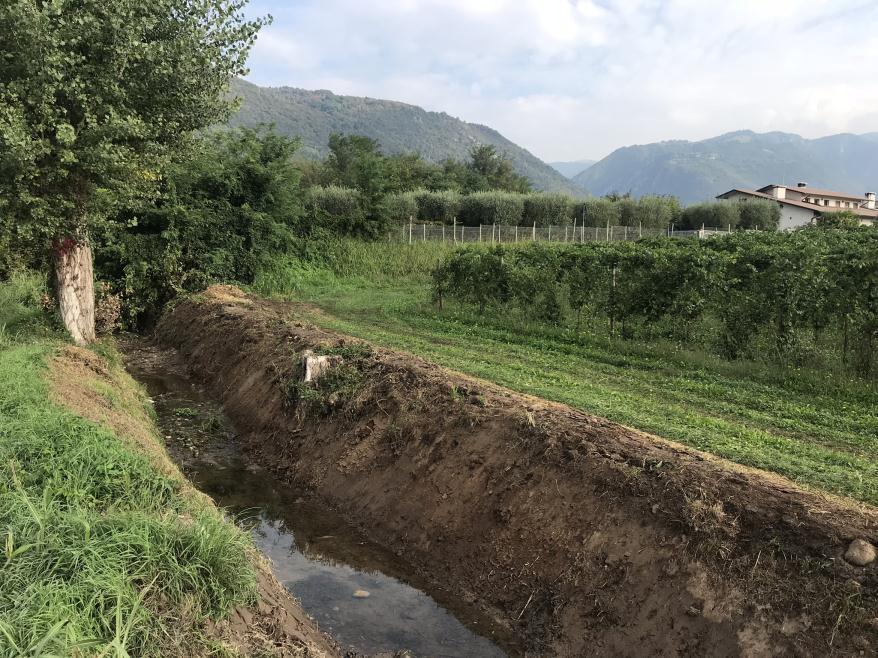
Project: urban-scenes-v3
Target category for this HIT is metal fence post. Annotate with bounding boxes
[442,224,445,243]
[515,225,519,243]
[409,217,413,244]
[479,225,482,242]
[532,222,536,241]
[423,223,426,242]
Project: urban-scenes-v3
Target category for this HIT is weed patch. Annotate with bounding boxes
[0,279,258,656]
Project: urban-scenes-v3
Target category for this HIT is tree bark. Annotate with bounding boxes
[53,237,96,345]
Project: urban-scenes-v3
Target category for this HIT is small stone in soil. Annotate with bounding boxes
[845,539,877,566]
[352,590,370,598]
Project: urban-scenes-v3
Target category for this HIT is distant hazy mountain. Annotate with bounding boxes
[572,131,878,204]
[549,159,596,179]
[229,79,581,195]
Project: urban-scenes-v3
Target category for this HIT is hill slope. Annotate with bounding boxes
[573,131,878,203]
[549,159,596,178]
[229,79,580,195]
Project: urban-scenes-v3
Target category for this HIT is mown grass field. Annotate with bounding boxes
[255,241,878,505]
[0,274,256,656]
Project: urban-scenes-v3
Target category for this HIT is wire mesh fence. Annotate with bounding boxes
[397,223,734,244]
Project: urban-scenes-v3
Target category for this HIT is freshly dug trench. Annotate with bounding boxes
[158,285,878,657]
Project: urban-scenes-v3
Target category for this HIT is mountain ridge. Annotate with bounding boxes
[228,78,582,195]
[572,130,878,203]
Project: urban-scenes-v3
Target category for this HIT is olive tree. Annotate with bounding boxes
[0,0,265,343]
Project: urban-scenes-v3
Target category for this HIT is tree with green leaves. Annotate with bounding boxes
[464,144,531,193]
[98,126,303,326]
[321,134,394,238]
[816,210,861,229]
[0,0,266,343]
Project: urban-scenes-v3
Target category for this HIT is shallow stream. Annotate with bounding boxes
[123,340,513,658]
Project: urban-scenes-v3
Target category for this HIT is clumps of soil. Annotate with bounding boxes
[158,285,878,657]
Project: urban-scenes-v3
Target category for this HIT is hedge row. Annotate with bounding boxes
[385,190,783,231]
[678,200,781,230]
[309,186,783,235]
[386,190,687,227]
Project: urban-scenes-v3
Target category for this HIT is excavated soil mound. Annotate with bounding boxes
[158,286,878,657]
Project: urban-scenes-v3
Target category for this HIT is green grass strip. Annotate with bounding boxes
[0,338,256,656]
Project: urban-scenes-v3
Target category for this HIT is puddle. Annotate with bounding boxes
[123,340,514,658]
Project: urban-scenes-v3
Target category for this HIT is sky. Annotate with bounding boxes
[241,0,878,162]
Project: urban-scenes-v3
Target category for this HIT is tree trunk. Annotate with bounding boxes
[53,237,96,345]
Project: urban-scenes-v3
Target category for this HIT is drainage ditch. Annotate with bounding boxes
[123,339,515,658]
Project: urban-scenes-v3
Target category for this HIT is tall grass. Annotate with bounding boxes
[254,237,459,299]
[0,277,257,656]
[0,271,55,346]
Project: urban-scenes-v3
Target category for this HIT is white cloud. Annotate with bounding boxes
[244,0,878,160]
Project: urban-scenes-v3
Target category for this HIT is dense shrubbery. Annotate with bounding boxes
[307,186,366,234]
[433,228,878,376]
[414,189,461,223]
[524,193,572,226]
[571,195,683,228]
[94,127,305,326]
[679,199,781,230]
[386,190,419,224]
[458,191,525,226]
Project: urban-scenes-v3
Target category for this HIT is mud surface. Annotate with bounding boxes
[156,286,878,657]
[123,339,513,658]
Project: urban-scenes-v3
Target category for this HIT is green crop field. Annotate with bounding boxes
[254,240,878,505]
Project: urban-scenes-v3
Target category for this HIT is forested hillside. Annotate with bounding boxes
[229,78,581,195]
[573,130,878,203]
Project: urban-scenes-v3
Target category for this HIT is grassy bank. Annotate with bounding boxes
[0,274,256,656]
[254,241,878,505]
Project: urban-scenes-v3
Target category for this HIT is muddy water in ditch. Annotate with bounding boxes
[123,341,514,658]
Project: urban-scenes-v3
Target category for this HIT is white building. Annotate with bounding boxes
[717,183,877,230]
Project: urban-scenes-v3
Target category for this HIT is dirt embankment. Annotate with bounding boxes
[48,344,339,658]
[158,285,878,657]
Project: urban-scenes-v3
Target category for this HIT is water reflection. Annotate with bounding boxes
[126,342,511,657]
